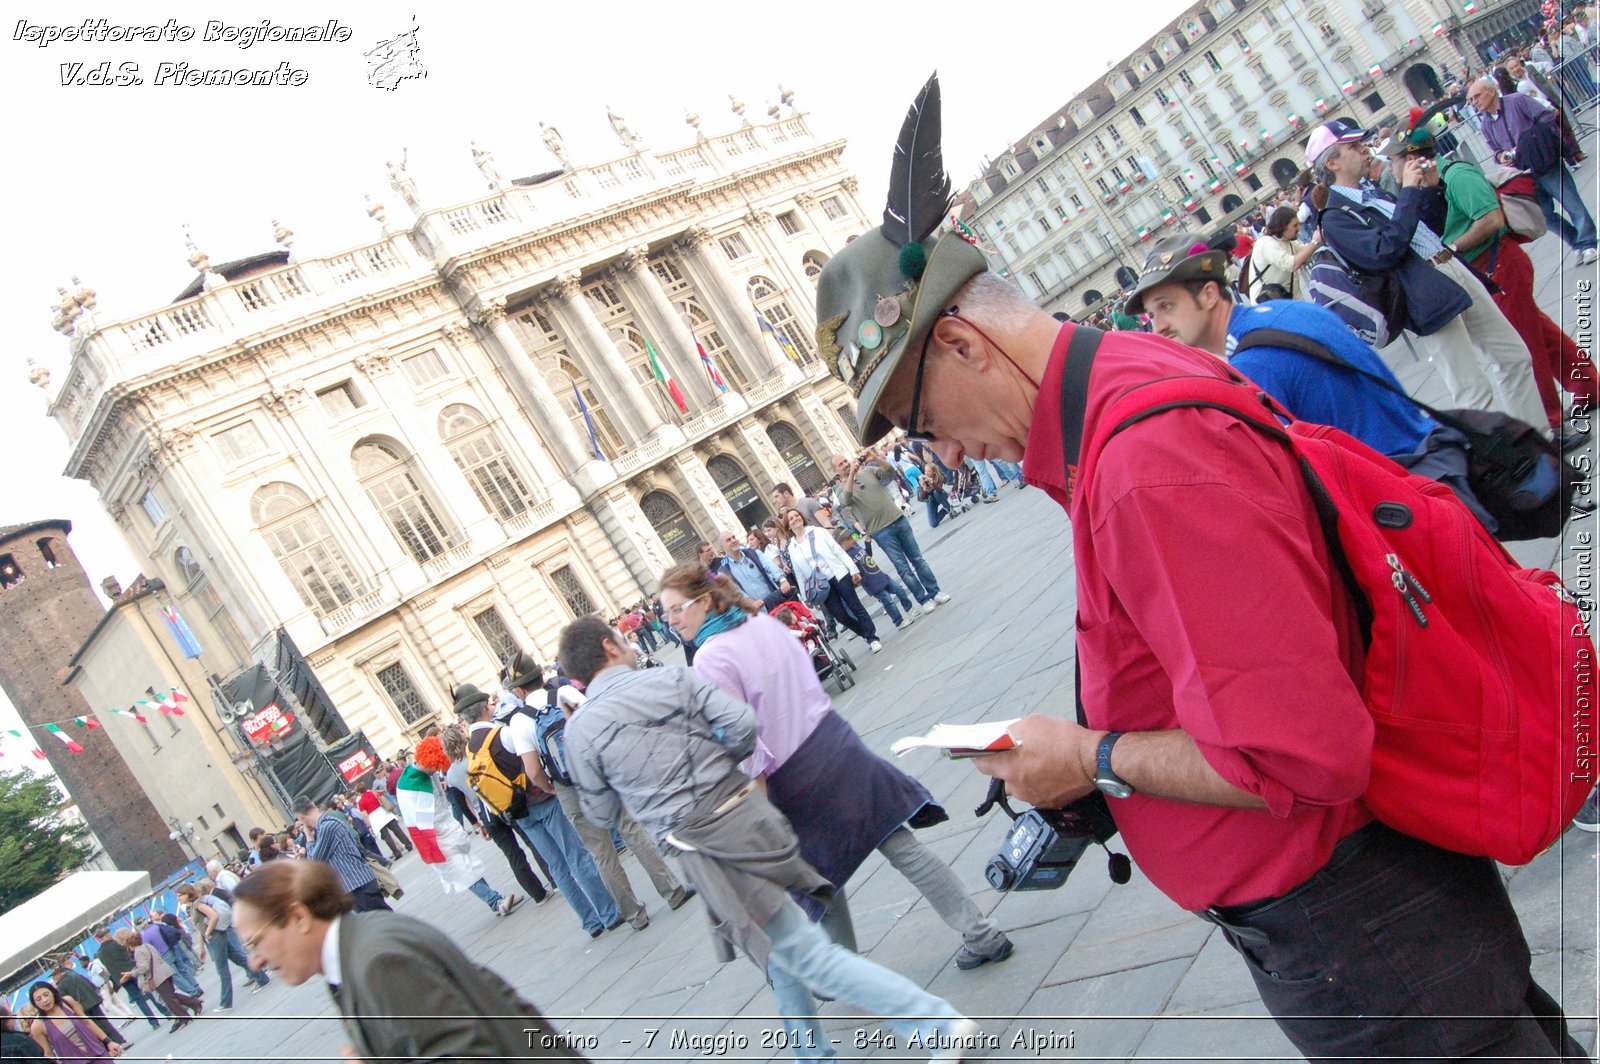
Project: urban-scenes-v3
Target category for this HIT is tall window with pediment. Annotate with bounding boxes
[251,482,364,617]
[352,440,454,562]
[747,276,816,363]
[676,300,748,391]
[438,405,538,520]
[173,545,248,663]
[547,358,624,460]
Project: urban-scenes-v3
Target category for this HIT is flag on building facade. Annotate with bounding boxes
[159,605,203,660]
[395,764,447,863]
[1368,63,1383,77]
[45,724,84,753]
[1315,96,1330,111]
[1137,225,1153,241]
[570,382,606,461]
[1160,207,1177,225]
[643,337,689,414]
[756,311,803,364]
[1342,77,1357,93]
[698,343,728,393]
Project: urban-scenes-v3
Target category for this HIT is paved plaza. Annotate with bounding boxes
[116,171,1598,1062]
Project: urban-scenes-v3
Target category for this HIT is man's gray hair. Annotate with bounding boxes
[951,271,1038,334]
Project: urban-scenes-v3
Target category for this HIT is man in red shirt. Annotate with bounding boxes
[811,74,1583,1062]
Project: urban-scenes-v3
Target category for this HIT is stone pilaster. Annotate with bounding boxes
[673,227,781,381]
[672,451,744,540]
[470,298,589,475]
[543,272,664,443]
[611,245,719,410]
[587,487,675,593]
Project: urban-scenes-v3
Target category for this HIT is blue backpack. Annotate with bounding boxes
[533,703,574,787]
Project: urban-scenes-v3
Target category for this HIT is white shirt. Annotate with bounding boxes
[499,701,541,758]
[321,915,343,989]
[556,686,586,714]
[215,869,241,892]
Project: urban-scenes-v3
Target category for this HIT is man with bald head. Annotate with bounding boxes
[709,529,790,610]
[1468,75,1597,263]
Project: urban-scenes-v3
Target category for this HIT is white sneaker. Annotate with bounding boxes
[897,613,916,630]
[934,592,952,604]
[496,893,524,916]
[1581,247,1599,266]
[920,598,937,614]
[933,1017,984,1062]
[869,640,884,653]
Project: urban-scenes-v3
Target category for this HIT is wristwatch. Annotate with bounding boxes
[1094,731,1135,799]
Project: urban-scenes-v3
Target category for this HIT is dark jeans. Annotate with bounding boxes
[121,978,171,1025]
[1535,163,1598,252]
[1203,822,1585,1062]
[871,516,941,602]
[376,819,412,859]
[822,576,877,642]
[484,812,549,901]
[635,624,658,652]
[150,978,202,1021]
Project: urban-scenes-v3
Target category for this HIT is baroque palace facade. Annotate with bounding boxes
[953,0,1505,316]
[42,104,864,758]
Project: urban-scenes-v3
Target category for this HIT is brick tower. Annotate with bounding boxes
[0,520,185,876]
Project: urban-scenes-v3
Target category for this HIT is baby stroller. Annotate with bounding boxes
[946,461,982,515]
[770,600,858,692]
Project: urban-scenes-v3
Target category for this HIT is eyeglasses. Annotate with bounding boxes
[904,307,960,444]
[240,918,281,954]
[666,594,708,618]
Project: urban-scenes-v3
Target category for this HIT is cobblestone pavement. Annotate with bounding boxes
[124,156,1597,1063]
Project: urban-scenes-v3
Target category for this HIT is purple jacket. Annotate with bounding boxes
[1478,91,1550,155]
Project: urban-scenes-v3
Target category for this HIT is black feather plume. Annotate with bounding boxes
[882,72,952,249]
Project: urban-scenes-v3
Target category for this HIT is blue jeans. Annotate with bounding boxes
[635,624,658,652]
[872,516,940,602]
[870,579,915,624]
[208,926,267,1008]
[925,491,951,527]
[987,458,1023,482]
[466,877,503,911]
[167,940,203,997]
[1535,163,1598,252]
[763,902,965,1061]
[515,796,620,934]
[970,460,997,496]
[122,979,170,1026]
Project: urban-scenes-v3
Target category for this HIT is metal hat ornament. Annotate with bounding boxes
[814,72,990,443]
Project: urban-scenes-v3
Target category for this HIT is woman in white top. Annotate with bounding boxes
[777,506,883,651]
[1247,206,1320,303]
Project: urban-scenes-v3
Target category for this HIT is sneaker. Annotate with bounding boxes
[869,640,884,653]
[955,936,1014,971]
[896,615,916,631]
[920,598,937,614]
[668,887,697,910]
[1581,248,1599,266]
[934,592,952,604]
[496,893,524,917]
[213,1006,232,1013]
[605,915,625,931]
[588,926,604,939]
[630,915,650,930]
[933,1017,984,1062]
[1574,787,1600,832]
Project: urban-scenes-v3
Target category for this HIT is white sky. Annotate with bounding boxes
[0,0,1194,757]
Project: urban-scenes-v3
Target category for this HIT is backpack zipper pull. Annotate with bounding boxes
[1387,554,1430,627]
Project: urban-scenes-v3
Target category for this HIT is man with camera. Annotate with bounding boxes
[811,75,1582,1064]
[832,449,950,614]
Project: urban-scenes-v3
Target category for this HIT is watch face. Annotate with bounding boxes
[1096,778,1135,800]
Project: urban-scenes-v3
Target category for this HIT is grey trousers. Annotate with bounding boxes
[555,782,685,926]
[819,826,1008,956]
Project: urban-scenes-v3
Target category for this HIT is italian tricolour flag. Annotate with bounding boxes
[644,338,690,414]
[395,765,447,863]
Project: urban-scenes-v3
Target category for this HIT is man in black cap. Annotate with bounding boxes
[812,73,1583,1062]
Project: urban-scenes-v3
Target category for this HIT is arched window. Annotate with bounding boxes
[675,299,748,392]
[801,251,829,284]
[747,276,817,363]
[439,404,538,520]
[251,483,363,615]
[767,421,826,494]
[0,554,22,589]
[548,357,624,459]
[611,326,687,422]
[173,546,247,662]
[36,538,59,569]
[639,490,703,562]
[351,440,454,562]
[707,454,771,530]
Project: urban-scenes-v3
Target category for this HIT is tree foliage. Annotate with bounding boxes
[0,769,94,914]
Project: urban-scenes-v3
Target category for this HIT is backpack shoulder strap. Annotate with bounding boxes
[1230,328,1457,428]
[1055,326,1106,498]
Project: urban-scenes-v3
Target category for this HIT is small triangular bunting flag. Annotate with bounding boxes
[46,724,84,754]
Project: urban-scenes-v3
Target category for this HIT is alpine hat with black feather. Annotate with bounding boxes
[814,72,988,443]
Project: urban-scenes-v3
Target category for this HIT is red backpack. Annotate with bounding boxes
[1080,372,1593,865]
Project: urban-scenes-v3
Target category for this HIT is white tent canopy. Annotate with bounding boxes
[0,870,151,984]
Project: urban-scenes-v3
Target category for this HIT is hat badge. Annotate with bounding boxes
[1160,252,1175,264]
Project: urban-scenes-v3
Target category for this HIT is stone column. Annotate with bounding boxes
[611,245,719,411]
[587,488,675,593]
[673,227,781,381]
[733,420,798,495]
[671,451,744,540]
[543,272,664,443]
[470,298,590,476]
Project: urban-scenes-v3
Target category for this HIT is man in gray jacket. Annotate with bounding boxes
[559,616,980,1062]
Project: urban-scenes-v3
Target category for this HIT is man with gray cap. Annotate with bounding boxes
[1308,118,1548,431]
[812,74,1581,1062]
